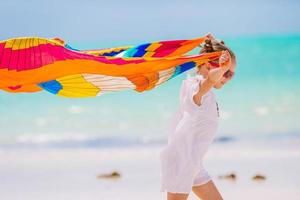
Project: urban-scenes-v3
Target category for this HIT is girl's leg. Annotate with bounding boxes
[192,180,223,200]
[167,192,189,200]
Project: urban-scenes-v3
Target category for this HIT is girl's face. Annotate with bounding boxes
[213,69,234,89]
[197,57,236,89]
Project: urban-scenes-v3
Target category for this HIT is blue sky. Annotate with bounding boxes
[0,0,299,44]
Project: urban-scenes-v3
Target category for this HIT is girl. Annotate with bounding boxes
[160,37,236,200]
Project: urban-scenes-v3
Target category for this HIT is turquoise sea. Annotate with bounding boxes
[0,34,299,148]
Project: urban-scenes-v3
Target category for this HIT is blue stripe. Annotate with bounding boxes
[179,61,196,72]
[64,44,79,51]
[38,80,63,94]
[102,49,125,56]
[124,48,138,57]
[170,62,196,79]
[133,43,151,57]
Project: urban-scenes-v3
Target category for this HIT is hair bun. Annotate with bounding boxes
[204,39,214,52]
[204,39,212,45]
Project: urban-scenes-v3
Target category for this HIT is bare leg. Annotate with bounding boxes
[167,192,189,200]
[192,180,223,200]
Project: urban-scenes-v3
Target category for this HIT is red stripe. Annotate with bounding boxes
[0,43,5,69]
[29,39,36,69]
[40,44,54,66]
[51,45,65,61]
[1,47,12,69]
[25,41,32,70]
[33,45,41,69]
[9,49,19,70]
[0,41,157,71]
[159,40,186,45]
[18,48,26,70]
[152,41,182,57]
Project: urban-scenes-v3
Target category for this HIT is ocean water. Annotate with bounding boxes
[0,34,299,148]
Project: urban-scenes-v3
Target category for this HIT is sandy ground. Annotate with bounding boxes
[1,142,300,200]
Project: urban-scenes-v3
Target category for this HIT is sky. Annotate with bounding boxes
[0,0,299,45]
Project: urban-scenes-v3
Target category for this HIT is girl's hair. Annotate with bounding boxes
[191,39,236,76]
[200,39,236,62]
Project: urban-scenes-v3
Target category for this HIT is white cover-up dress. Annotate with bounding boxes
[160,74,219,194]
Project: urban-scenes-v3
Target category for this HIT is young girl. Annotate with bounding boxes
[160,37,236,200]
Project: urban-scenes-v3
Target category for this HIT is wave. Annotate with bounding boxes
[0,131,299,150]
[0,133,165,149]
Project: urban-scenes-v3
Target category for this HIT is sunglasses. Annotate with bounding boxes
[223,70,235,78]
[200,62,235,78]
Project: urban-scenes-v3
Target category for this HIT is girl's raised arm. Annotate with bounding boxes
[193,50,232,106]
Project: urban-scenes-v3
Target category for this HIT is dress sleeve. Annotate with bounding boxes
[183,75,210,112]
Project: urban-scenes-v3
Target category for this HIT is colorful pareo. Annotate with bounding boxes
[0,36,221,97]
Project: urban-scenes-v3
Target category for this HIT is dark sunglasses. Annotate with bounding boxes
[223,70,235,78]
[201,62,234,78]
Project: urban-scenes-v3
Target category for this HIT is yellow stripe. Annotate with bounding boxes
[48,38,65,46]
[12,39,21,50]
[81,46,131,55]
[143,52,155,57]
[33,38,39,47]
[9,38,41,50]
[38,38,47,45]
[57,90,99,98]
[26,38,31,49]
[19,38,27,49]
[56,74,100,97]
[57,74,83,81]
[4,39,14,49]
[146,43,161,51]
[1,37,63,48]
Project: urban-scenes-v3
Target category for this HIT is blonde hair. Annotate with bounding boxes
[197,39,236,71]
[200,39,236,61]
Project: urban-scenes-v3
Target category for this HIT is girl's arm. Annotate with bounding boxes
[193,51,231,106]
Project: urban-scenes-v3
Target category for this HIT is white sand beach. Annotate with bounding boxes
[1,141,299,200]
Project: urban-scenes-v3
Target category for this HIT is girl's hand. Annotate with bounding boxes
[219,50,232,69]
[204,32,215,40]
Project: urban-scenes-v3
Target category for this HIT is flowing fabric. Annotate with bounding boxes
[0,36,221,97]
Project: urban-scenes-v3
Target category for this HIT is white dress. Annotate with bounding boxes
[160,74,219,194]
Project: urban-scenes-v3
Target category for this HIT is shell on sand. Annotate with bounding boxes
[217,172,237,181]
[252,174,266,181]
[97,171,121,180]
